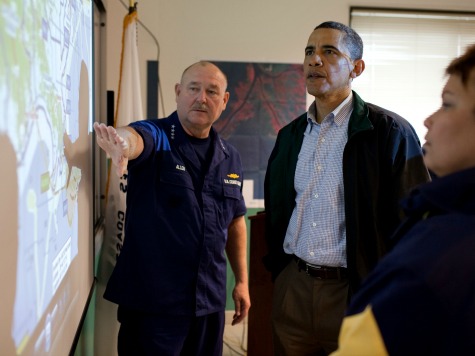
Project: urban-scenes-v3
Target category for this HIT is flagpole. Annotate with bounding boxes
[95,1,144,354]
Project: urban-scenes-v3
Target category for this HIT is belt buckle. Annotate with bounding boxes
[305,263,323,279]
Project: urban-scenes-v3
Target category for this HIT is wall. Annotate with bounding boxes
[101,0,475,310]
[76,0,475,354]
[103,0,475,119]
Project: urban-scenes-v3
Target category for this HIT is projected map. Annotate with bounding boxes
[0,0,92,354]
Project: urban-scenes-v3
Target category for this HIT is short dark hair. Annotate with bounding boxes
[446,44,475,87]
[314,21,364,61]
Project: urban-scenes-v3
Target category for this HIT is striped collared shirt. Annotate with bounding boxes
[283,93,353,267]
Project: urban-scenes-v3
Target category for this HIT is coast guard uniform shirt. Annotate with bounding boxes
[103,111,247,317]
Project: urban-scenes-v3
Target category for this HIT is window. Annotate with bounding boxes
[350,8,475,143]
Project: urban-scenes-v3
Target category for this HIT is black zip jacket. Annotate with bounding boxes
[263,91,430,298]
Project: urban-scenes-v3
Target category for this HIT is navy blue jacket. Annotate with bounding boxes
[264,91,430,296]
[343,167,475,355]
[104,112,247,316]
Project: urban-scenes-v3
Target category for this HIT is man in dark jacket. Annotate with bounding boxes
[264,21,430,355]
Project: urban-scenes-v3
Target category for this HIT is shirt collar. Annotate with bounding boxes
[307,92,354,127]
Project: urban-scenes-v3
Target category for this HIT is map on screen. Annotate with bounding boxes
[0,0,93,354]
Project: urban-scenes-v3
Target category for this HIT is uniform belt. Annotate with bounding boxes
[293,255,347,280]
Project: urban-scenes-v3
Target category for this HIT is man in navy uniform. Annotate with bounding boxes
[94,61,250,355]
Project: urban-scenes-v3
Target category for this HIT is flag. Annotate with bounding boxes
[94,5,144,355]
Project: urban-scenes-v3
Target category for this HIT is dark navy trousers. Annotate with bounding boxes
[117,307,225,356]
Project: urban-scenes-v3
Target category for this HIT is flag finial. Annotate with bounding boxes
[129,1,136,14]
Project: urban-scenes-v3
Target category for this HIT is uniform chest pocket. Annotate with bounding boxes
[160,170,194,189]
[223,185,241,200]
[158,170,194,209]
[213,183,242,228]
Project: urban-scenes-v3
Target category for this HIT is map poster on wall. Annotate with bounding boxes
[213,61,307,208]
[0,1,94,355]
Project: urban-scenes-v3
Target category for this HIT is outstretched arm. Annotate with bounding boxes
[225,215,251,325]
[93,122,144,176]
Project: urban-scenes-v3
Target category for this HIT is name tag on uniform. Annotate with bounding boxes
[224,173,242,187]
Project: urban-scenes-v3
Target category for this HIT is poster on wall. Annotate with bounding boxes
[213,61,306,208]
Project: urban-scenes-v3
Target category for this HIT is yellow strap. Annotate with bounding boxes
[331,305,389,356]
